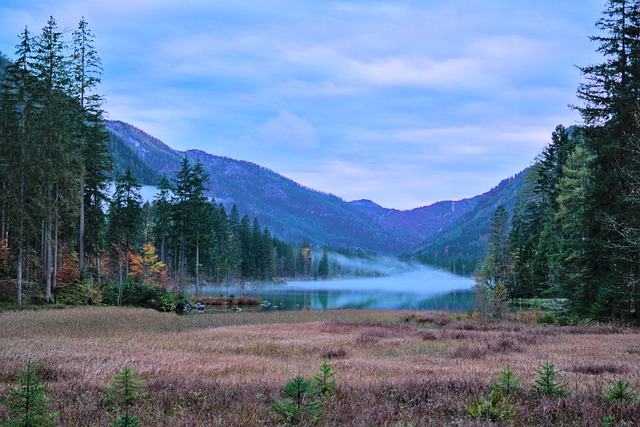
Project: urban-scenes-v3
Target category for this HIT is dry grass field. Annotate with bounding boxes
[1,307,639,426]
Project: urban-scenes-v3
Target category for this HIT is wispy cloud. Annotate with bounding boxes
[0,0,605,209]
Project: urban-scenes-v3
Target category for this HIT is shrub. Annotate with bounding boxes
[537,312,558,325]
[321,347,347,359]
[467,388,516,422]
[532,362,571,397]
[56,275,103,306]
[602,379,638,405]
[1,360,59,427]
[568,364,627,376]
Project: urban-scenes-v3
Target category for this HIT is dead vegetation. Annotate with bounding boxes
[0,307,639,425]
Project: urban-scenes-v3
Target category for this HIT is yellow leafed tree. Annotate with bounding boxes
[129,243,168,287]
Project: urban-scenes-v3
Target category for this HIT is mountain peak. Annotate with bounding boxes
[105,119,528,257]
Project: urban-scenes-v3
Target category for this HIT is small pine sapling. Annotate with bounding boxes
[312,362,336,396]
[110,411,141,427]
[1,360,59,427]
[106,365,147,427]
[603,379,638,405]
[532,362,571,397]
[492,367,522,395]
[271,375,323,425]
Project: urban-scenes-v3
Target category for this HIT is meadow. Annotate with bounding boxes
[0,307,639,426]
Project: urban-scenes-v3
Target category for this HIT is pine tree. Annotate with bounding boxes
[1,360,59,427]
[107,170,143,303]
[477,205,510,289]
[0,26,36,305]
[106,365,146,427]
[151,174,173,266]
[71,17,111,275]
[575,0,640,318]
[31,16,80,303]
[171,157,212,293]
[318,250,330,279]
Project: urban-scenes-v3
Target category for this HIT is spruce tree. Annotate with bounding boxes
[477,205,510,289]
[32,16,79,302]
[71,17,111,275]
[1,360,59,427]
[0,27,36,305]
[107,170,143,303]
[318,250,330,279]
[576,0,640,318]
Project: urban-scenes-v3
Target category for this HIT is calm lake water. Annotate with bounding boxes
[198,264,475,312]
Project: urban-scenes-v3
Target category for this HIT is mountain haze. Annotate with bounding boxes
[106,120,526,258]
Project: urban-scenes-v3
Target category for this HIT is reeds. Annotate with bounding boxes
[0,307,639,425]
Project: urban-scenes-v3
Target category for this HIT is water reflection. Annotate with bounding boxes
[197,265,475,313]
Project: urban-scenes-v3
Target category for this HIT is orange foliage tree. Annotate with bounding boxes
[129,243,168,287]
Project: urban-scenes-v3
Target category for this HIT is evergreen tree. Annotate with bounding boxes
[153,175,172,258]
[576,0,640,318]
[551,146,592,309]
[71,17,111,275]
[1,360,59,427]
[477,205,510,289]
[318,250,330,279]
[0,26,37,305]
[171,157,212,293]
[31,16,80,302]
[107,169,143,303]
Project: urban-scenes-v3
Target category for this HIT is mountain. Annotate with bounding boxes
[105,120,491,254]
[413,168,531,274]
[0,55,528,265]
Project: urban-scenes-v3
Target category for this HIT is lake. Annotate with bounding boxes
[197,264,475,312]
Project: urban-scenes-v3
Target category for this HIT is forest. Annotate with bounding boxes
[0,17,324,310]
[475,1,640,321]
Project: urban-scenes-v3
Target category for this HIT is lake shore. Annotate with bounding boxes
[1,307,639,426]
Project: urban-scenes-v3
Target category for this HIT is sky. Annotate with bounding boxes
[0,1,606,210]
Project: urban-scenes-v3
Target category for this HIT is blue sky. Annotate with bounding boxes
[0,1,605,210]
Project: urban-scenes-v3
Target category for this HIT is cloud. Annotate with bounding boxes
[0,0,605,210]
[257,111,318,150]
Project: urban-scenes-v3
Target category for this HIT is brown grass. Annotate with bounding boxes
[0,307,639,426]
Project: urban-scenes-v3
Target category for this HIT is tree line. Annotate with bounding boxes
[477,0,640,321]
[0,16,318,307]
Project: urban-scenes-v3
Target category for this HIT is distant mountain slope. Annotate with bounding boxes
[0,57,526,259]
[104,120,490,253]
[414,168,531,274]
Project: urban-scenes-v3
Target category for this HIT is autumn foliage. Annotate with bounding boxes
[128,243,168,287]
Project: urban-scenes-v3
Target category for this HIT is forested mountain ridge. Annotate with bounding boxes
[0,53,524,262]
[104,120,500,254]
[414,168,530,275]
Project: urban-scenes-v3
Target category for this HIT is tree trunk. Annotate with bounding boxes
[117,240,123,305]
[195,238,200,297]
[96,255,101,284]
[52,191,59,299]
[45,221,52,303]
[79,181,85,273]
[17,245,23,305]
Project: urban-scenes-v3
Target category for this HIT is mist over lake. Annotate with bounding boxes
[199,263,475,312]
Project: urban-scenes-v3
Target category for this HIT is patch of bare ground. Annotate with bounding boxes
[0,307,639,425]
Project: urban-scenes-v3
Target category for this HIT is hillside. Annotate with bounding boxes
[414,168,531,275]
[104,120,528,261]
[105,120,491,254]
